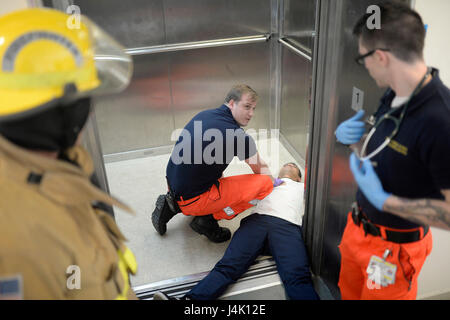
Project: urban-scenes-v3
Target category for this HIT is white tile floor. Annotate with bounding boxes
[105,138,303,287]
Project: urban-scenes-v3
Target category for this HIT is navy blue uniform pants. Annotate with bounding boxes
[187,213,319,300]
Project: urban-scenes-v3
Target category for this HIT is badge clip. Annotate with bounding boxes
[382,249,392,261]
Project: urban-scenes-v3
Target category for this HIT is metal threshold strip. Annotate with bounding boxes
[278,38,312,61]
[125,34,271,56]
[133,257,279,300]
[103,144,174,163]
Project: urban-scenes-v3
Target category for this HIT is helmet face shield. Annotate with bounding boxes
[0,8,133,122]
[80,15,133,97]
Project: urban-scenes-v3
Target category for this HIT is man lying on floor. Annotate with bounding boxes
[153,162,319,300]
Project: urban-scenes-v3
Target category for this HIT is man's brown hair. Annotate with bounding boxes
[353,1,425,63]
[224,84,258,104]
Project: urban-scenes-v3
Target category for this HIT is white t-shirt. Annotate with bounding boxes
[391,96,409,108]
[251,177,304,226]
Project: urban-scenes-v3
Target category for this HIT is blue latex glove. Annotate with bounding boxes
[349,153,391,211]
[335,110,366,145]
[273,178,284,187]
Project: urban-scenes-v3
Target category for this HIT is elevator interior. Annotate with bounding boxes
[50,0,316,299]
[43,0,416,299]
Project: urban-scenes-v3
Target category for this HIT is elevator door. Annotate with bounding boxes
[304,0,411,299]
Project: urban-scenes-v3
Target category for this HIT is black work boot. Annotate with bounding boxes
[151,194,178,235]
[165,191,181,214]
[189,214,231,243]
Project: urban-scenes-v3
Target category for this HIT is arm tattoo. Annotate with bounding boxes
[384,198,450,230]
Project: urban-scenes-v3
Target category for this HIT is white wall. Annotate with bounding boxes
[414,0,450,300]
[415,0,450,87]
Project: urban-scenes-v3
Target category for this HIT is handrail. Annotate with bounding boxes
[125,34,271,55]
[278,38,312,61]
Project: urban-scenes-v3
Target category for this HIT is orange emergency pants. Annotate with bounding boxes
[338,212,432,300]
[176,174,273,220]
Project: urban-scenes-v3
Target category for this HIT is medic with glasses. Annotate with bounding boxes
[334,2,450,300]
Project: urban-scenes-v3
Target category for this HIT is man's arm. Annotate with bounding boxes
[349,153,450,231]
[383,189,450,230]
[245,152,274,182]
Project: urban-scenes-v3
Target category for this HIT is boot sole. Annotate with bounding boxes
[151,195,168,235]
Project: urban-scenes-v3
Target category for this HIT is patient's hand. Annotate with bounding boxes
[273,178,285,187]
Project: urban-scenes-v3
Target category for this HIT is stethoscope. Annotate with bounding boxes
[356,67,432,161]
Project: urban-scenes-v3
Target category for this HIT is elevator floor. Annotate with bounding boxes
[105,138,302,287]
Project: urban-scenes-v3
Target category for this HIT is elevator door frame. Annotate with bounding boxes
[67,0,330,299]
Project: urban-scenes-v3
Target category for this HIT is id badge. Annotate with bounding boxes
[366,254,397,287]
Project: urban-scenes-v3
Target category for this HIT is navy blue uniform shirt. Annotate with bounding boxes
[357,68,450,229]
[166,104,257,200]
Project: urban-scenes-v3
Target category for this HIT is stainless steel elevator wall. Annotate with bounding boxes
[73,0,272,155]
[162,0,271,43]
[278,0,315,163]
[93,53,173,154]
[73,0,166,48]
[168,43,271,134]
[94,43,271,155]
[283,0,316,52]
[74,0,271,47]
[279,46,312,161]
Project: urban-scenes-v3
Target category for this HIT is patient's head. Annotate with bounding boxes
[278,162,302,182]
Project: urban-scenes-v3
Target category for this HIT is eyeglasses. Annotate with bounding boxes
[354,48,390,65]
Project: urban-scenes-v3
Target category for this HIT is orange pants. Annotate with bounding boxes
[338,212,432,300]
[176,174,273,220]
